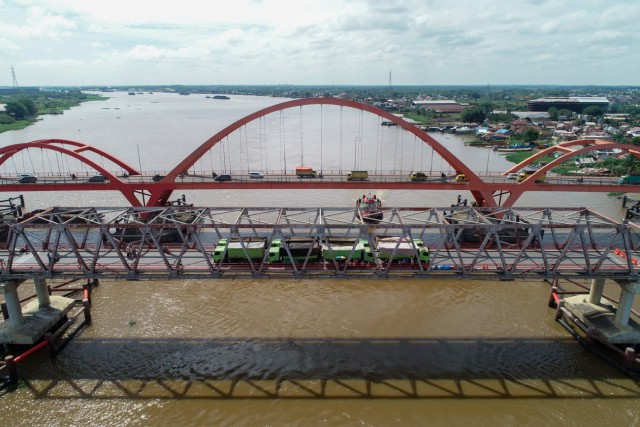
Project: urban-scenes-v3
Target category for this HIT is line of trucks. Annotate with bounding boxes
[295,166,368,181]
[297,168,551,183]
[212,236,430,264]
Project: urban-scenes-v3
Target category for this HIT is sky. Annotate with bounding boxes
[0,0,638,87]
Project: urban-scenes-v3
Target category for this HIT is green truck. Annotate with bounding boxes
[321,237,367,261]
[213,237,277,262]
[364,236,430,263]
[619,174,640,184]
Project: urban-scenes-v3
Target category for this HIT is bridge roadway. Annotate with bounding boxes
[0,170,632,194]
[0,204,638,281]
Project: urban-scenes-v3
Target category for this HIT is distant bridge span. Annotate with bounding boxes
[0,99,639,207]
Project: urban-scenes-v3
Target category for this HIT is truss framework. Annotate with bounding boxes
[0,206,638,281]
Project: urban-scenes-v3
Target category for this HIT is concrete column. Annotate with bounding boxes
[0,281,24,328]
[614,281,640,328]
[34,278,50,308]
[588,278,606,305]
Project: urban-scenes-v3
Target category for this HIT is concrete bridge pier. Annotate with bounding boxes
[588,278,605,305]
[34,278,51,309]
[563,278,640,344]
[614,281,640,329]
[1,281,24,329]
[0,279,76,345]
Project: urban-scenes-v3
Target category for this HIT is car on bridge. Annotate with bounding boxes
[215,174,232,182]
[249,172,264,179]
[88,174,107,183]
[410,172,428,181]
[454,174,468,182]
[18,174,37,183]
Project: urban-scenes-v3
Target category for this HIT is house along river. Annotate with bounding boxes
[1,92,639,426]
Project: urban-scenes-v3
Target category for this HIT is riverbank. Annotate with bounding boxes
[0,92,107,134]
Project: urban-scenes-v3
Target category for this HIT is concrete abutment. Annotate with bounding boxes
[562,278,640,345]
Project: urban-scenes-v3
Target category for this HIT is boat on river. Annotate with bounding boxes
[495,143,534,152]
[356,193,383,223]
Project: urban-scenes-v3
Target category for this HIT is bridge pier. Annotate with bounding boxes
[562,278,640,344]
[0,279,76,345]
[1,281,24,328]
[588,277,605,305]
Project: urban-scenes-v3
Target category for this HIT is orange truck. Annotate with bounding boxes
[295,166,318,178]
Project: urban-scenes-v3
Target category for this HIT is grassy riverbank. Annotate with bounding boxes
[0,91,107,134]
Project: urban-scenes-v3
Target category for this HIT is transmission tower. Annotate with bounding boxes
[11,65,19,88]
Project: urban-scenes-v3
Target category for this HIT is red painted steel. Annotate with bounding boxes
[499,139,640,207]
[0,138,140,176]
[153,98,494,207]
[0,105,636,209]
[0,140,143,206]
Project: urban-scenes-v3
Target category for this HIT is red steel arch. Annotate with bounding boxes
[149,98,495,207]
[498,139,640,207]
[505,139,640,175]
[0,139,140,176]
[26,139,141,176]
[0,139,143,206]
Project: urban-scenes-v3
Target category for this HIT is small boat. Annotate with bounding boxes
[356,193,383,223]
[497,143,533,152]
[451,126,476,134]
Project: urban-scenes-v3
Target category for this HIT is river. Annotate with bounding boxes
[1,92,639,426]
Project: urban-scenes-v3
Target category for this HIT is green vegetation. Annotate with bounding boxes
[401,112,430,125]
[460,106,486,123]
[0,90,107,134]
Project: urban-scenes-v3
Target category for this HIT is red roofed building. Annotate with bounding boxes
[412,100,468,114]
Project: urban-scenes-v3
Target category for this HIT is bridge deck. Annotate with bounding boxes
[0,205,638,280]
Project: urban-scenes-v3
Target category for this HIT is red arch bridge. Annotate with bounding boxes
[0,98,638,207]
[3,98,640,366]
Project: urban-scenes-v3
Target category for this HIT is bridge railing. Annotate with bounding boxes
[0,169,625,187]
[0,206,637,281]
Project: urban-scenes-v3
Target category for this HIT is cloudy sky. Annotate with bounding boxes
[0,0,638,87]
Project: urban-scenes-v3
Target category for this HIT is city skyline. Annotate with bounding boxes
[0,0,638,87]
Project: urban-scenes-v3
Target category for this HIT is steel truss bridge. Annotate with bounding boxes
[0,98,638,208]
[1,205,639,281]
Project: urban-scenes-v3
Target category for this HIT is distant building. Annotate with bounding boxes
[0,87,41,95]
[527,96,610,113]
[412,99,467,114]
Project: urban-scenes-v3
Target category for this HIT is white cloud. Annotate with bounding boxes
[0,0,638,85]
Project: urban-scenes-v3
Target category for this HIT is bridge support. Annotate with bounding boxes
[562,279,640,344]
[0,279,76,345]
[588,278,605,305]
[34,278,50,308]
[1,281,24,328]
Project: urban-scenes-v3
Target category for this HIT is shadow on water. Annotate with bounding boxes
[6,336,640,400]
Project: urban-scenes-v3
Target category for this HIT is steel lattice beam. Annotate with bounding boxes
[0,206,637,281]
